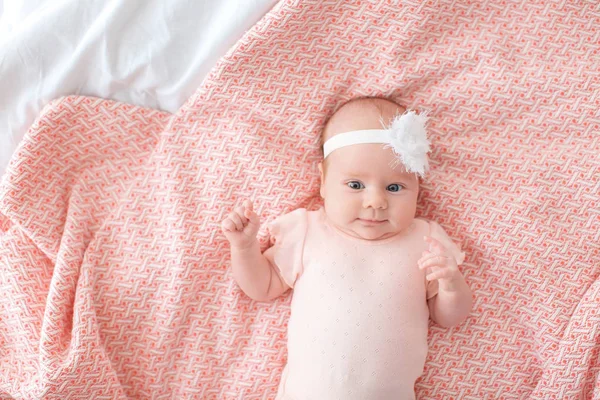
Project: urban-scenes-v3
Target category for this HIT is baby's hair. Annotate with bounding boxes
[319,96,405,158]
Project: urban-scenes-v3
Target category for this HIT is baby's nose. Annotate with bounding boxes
[363,189,387,209]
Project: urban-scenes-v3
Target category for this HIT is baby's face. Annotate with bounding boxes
[319,99,419,241]
[319,144,419,241]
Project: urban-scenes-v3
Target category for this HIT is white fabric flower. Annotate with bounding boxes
[383,110,430,177]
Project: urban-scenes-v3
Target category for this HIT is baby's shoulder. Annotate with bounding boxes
[412,217,433,233]
[271,208,308,224]
[268,207,327,241]
[278,207,325,225]
[267,209,310,252]
[414,217,454,235]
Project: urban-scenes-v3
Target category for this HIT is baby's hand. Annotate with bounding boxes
[418,236,464,292]
[221,199,260,249]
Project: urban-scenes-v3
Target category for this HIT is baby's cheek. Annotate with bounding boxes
[394,208,416,226]
[323,200,349,224]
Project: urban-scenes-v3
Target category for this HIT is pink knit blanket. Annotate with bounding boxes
[1,0,599,398]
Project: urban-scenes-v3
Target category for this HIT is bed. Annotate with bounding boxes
[1,0,599,399]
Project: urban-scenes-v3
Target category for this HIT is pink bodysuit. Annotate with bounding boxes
[264,207,464,400]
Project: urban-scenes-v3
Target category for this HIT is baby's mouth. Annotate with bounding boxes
[357,218,387,225]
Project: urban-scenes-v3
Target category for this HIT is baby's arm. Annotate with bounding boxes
[426,274,472,328]
[230,240,290,301]
[221,200,291,301]
[419,236,473,328]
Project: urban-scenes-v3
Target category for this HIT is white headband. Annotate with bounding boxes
[323,110,431,177]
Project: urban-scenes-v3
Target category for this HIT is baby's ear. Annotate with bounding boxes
[317,162,325,198]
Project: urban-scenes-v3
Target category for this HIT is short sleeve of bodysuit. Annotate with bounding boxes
[426,220,466,299]
[264,208,308,289]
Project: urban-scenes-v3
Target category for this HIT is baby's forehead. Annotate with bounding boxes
[326,106,381,135]
[329,150,415,180]
[323,98,405,142]
[338,165,413,179]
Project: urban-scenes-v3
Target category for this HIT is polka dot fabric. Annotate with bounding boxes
[1,0,599,399]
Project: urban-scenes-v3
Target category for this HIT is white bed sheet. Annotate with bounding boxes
[0,0,279,176]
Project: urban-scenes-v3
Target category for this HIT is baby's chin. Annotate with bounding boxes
[351,225,396,241]
[351,220,413,241]
[355,230,390,241]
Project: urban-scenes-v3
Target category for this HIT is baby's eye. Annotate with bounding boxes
[347,181,364,190]
[387,184,403,192]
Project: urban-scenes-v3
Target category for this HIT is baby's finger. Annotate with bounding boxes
[233,206,249,225]
[234,203,249,217]
[419,250,439,261]
[221,219,236,232]
[418,255,447,270]
[418,250,445,267]
[245,209,260,228]
[244,199,253,214]
[424,236,446,254]
[229,212,245,231]
[426,267,452,281]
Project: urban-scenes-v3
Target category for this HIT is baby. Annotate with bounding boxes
[221,97,473,399]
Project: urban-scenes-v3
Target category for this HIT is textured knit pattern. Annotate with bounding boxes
[1,0,599,399]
